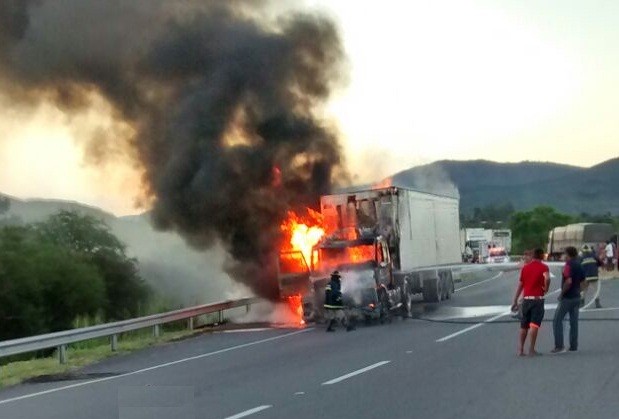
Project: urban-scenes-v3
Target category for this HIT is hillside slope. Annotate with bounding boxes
[395,158,619,215]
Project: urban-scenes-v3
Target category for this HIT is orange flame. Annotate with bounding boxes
[287,294,304,325]
[279,210,325,324]
[280,209,325,267]
[347,245,375,263]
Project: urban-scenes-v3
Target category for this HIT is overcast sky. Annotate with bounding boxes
[1,0,617,215]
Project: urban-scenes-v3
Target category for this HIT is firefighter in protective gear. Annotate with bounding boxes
[324,271,354,332]
[580,245,602,308]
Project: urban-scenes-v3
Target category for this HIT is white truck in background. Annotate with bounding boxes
[491,229,512,253]
[278,183,462,323]
[461,228,512,262]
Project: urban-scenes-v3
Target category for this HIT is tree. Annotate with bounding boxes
[35,211,149,321]
[510,206,573,254]
[0,226,105,339]
[461,203,515,229]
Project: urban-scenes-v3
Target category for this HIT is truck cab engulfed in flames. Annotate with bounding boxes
[278,184,462,324]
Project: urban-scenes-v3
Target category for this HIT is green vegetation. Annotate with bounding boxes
[510,206,573,254]
[0,326,200,388]
[461,203,515,229]
[0,211,150,342]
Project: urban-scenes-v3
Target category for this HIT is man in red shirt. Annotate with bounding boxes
[511,248,550,356]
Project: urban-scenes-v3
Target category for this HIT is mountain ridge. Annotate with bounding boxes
[395,158,619,215]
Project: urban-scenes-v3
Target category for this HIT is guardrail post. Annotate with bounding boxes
[153,324,160,338]
[246,304,250,313]
[111,334,118,352]
[218,310,223,324]
[58,345,67,364]
[188,317,194,331]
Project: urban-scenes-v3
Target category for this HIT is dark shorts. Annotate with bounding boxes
[521,299,544,329]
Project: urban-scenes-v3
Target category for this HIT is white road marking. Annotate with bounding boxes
[224,405,272,419]
[437,288,562,342]
[582,280,602,310]
[455,272,504,292]
[435,311,511,342]
[294,391,305,395]
[219,328,272,333]
[321,361,391,385]
[582,306,619,313]
[0,329,312,406]
[405,350,413,354]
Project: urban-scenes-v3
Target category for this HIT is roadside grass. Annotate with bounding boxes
[0,324,206,389]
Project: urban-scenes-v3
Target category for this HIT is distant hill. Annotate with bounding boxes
[393,158,619,215]
[0,193,116,224]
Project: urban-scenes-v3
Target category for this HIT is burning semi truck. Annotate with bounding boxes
[277,182,462,323]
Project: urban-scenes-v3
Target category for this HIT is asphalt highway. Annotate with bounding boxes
[2,263,619,419]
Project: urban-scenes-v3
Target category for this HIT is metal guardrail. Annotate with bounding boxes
[0,297,260,364]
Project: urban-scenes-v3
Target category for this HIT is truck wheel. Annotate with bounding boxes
[400,284,412,318]
[378,287,390,323]
[446,273,454,299]
[444,278,451,300]
[422,278,440,303]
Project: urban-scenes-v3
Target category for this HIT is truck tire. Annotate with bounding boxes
[400,282,412,318]
[445,271,454,300]
[422,278,440,303]
[378,287,391,324]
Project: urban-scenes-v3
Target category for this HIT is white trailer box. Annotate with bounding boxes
[397,189,462,270]
[320,184,461,271]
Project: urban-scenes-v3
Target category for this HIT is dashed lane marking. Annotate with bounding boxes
[435,311,512,342]
[224,405,272,419]
[321,361,391,385]
[0,329,312,406]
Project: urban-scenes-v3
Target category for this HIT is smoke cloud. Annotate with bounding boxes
[0,1,347,299]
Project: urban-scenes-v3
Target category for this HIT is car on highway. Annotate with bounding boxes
[485,247,510,264]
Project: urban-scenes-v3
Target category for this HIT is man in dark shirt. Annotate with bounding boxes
[512,248,550,356]
[552,246,584,353]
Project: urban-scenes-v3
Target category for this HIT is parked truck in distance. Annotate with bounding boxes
[547,223,615,260]
[278,182,462,323]
[461,228,512,263]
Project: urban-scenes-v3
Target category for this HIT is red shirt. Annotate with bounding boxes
[520,260,549,297]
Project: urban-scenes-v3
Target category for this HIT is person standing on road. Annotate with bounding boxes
[511,248,550,357]
[324,271,354,332]
[552,246,584,353]
[604,240,614,272]
[579,245,602,308]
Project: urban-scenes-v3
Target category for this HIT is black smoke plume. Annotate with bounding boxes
[0,1,347,299]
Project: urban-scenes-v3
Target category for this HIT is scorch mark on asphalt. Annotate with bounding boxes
[321,361,391,385]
